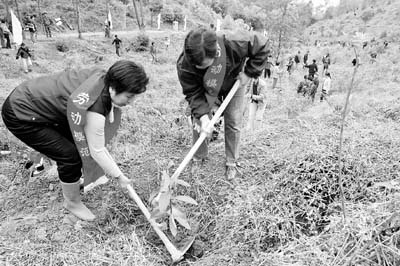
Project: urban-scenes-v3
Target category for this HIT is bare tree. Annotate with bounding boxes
[132,0,142,30]
[138,0,145,28]
[74,0,82,39]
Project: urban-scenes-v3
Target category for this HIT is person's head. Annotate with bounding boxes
[21,42,26,48]
[151,42,154,46]
[313,59,316,63]
[184,27,217,69]
[115,35,118,38]
[325,72,331,78]
[104,60,149,107]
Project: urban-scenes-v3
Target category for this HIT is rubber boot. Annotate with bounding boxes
[61,180,96,221]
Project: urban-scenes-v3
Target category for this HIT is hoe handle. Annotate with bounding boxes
[126,184,184,262]
[170,80,241,181]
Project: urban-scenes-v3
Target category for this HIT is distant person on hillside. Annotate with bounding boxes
[150,41,157,63]
[352,57,359,66]
[176,27,269,180]
[303,50,309,67]
[286,57,294,76]
[0,22,4,48]
[264,54,273,79]
[309,74,319,102]
[104,22,111,38]
[164,36,170,50]
[383,40,389,48]
[305,59,318,78]
[294,51,301,67]
[16,43,33,74]
[210,23,216,31]
[112,35,122,57]
[370,52,377,64]
[42,12,52,38]
[1,60,149,221]
[245,77,267,131]
[322,53,330,75]
[272,62,283,90]
[27,15,37,43]
[0,20,11,48]
[320,72,331,102]
[362,41,368,49]
[297,75,311,96]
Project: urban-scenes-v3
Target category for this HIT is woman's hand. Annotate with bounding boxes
[200,114,214,137]
[238,72,251,87]
[117,174,132,189]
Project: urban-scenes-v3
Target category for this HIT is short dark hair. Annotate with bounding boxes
[104,60,149,95]
[184,27,217,66]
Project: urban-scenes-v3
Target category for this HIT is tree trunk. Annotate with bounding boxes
[74,0,82,39]
[14,0,26,40]
[138,0,144,28]
[3,0,10,20]
[132,0,141,29]
[37,0,44,33]
[276,2,289,62]
[122,4,127,30]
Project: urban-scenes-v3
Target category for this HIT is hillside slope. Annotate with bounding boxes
[1,0,219,32]
[306,0,400,43]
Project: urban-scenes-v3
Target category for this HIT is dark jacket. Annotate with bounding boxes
[8,68,110,129]
[177,33,269,119]
[112,38,122,48]
[294,54,300,63]
[305,63,318,75]
[16,46,31,59]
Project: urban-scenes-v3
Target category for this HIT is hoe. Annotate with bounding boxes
[126,80,241,263]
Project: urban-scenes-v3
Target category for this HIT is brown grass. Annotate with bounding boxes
[1,30,400,266]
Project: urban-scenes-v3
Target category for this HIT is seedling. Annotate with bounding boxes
[149,161,198,237]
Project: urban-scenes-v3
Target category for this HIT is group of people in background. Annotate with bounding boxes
[0,11,76,75]
[243,47,335,132]
[298,51,332,103]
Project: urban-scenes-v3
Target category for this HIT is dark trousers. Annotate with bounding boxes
[4,33,11,48]
[1,96,82,183]
[264,69,271,79]
[115,46,120,56]
[44,26,52,38]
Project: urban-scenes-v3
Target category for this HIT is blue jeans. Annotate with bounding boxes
[192,83,246,166]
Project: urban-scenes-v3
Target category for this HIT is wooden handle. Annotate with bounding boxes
[126,184,184,262]
[170,80,241,181]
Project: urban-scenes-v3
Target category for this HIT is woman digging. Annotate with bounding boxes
[1,60,149,221]
[177,27,269,180]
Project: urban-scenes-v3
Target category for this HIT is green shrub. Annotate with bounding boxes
[128,32,150,52]
[55,41,69,52]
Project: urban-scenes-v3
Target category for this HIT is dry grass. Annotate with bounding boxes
[1,30,400,266]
